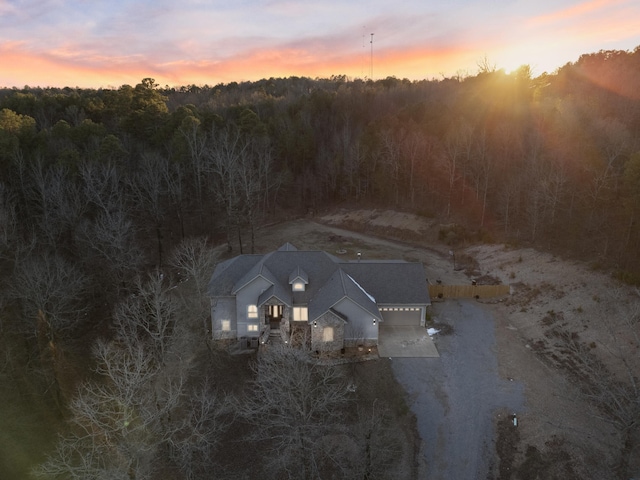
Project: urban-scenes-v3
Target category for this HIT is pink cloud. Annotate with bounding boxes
[530,0,629,26]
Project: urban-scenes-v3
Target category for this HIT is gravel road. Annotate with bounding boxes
[391,299,525,480]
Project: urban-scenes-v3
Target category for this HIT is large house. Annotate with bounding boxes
[207,243,431,352]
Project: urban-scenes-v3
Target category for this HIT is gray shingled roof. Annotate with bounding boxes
[288,265,309,285]
[208,244,431,315]
[309,269,380,321]
[232,256,282,294]
[340,262,430,305]
[207,255,262,296]
[258,283,292,307]
[258,250,339,304]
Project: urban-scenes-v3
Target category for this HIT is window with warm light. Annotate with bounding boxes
[247,305,258,318]
[293,307,308,321]
[292,281,305,291]
[323,326,334,342]
[247,324,258,332]
[221,320,230,331]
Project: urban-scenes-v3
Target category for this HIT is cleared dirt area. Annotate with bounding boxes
[247,208,640,479]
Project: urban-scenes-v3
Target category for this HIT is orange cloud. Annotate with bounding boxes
[530,0,628,26]
[0,42,181,88]
[155,42,476,86]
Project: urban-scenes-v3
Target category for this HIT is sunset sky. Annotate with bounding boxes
[1,0,640,89]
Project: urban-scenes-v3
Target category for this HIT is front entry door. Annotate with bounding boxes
[267,305,283,329]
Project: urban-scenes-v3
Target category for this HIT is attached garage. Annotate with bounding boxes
[380,307,424,326]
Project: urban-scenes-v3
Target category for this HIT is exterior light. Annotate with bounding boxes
[313,321,317,328]
[373,319,376,325]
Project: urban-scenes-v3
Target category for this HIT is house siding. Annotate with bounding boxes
[211,297,237,340]
[236,276,272,337]
[333,297,379,347]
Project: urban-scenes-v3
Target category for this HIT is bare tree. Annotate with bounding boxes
[207,128,246,252]
[79,161,125,216]
[0,181,17,257]
[77,208,144,293]
[9,250,89,341]
[127,153,168,267]
[353,400,409,480]
[33,265,235,480]
[168,378,233,480]
[239,346,351,478]
[237,138,272,253]
[179,115,209,223]
[440,119,472,217]
[112,271,180,364]
[163,160,188,240]
[34,339,185,480]
[401,128,428,207]
[168,237,220,332]
[379,128,402,205]
[26,159,86,250]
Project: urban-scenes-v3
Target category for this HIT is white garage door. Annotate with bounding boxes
[380,307,422,326]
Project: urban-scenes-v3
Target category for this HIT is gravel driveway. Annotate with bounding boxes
[391,299,525,479]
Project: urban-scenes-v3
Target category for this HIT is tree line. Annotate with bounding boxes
[2,48,640,276]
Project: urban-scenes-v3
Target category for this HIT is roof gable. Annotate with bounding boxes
[288,265,309,285]
[258,284,292,307]
[309,269,380,321]
[232,259,279,294]
[207,254,262,296]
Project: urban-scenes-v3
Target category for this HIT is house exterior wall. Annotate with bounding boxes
[333,298,379,347]
[311,312,345,352]
[211,297,237,340]
[235,277,272,337]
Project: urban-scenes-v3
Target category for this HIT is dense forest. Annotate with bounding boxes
[1,46,640,479]
[3,48,640,272]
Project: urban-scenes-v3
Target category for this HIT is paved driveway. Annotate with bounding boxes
[378,326,439,357]
[390,300,525,479]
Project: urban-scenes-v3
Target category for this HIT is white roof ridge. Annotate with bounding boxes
[346,273,376,302]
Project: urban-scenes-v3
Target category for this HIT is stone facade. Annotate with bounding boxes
[311,311,345,352]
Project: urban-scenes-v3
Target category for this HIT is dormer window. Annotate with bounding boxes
[289,266,309,292]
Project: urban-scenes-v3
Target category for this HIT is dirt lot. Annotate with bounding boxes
[247,208,640,479]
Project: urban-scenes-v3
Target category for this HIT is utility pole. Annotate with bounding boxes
[370,33,374,80]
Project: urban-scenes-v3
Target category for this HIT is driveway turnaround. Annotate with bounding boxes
[378,326,439,357]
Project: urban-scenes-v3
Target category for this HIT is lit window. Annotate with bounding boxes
[293,307,308,321]
[221,320,231,331]
[323,327,334,342]
[292,281,305,291]
[247,324,258,332]
[247,305,258,318]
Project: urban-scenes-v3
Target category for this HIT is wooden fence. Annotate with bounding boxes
[428,284,510,300]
